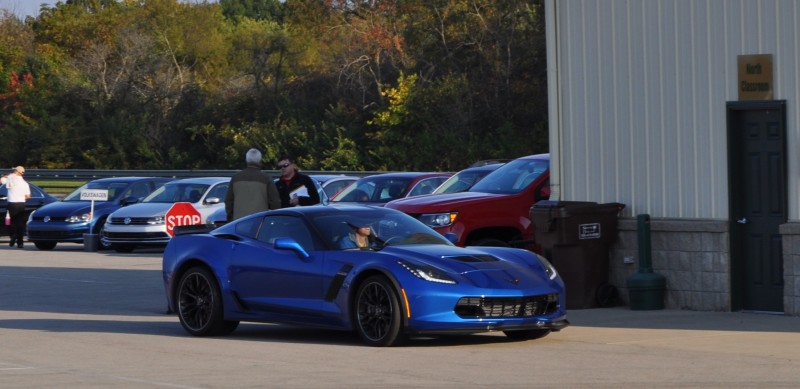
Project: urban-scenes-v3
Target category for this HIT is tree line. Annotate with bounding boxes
[0,0,548,172]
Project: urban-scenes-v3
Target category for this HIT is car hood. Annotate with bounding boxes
[32,200,121,217]
[381,244,549,289]
[110,203,180,218]
[385,191,507,213]
[110,202,222,220]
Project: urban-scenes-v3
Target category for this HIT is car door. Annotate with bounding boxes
[227,215,325,320]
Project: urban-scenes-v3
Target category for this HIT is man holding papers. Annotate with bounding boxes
[275,155,320,208]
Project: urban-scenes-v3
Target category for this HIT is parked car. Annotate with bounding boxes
[385,154,550,249]
[310,174,359,198]
[102,177,229,252]
[0,182,59,239]
[162,205,569,346]
[26,177,172,250]
[431,162,505,195]
[331,172,452,205]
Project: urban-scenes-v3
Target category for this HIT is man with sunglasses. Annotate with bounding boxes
[224,148,281,221]
[275,155,320,208]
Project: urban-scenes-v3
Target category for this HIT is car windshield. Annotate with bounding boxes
[143,183,210,203]
[468,158,549,194]
[433,168,494,194]
[62,181,131,202]
[310,208,453,250]
[332,176,414,203]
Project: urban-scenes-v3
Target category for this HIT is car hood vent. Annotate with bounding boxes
[443,254,499,263]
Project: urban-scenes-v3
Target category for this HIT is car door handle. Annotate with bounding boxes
[737,217,747,224]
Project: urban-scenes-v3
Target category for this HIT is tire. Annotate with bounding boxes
[471,238,509,247]
[176,266,239,336]
[96,220,113,250]
[111,244,136,253]
[33,241,57,251]
[503,329,551,340]
[354,275,404,346]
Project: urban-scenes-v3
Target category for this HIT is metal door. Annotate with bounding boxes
[727,101,786,312]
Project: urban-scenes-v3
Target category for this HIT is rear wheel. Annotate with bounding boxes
[33,241,57,250]
[177,266,239,336]
[354,275,404,346]
[503,329,551,340]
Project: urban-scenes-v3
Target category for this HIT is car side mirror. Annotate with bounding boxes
[120,196,140,205]
[444,232,458,244]
[274,237,310,258]
[535,185,551,202]
[205,197,220,205]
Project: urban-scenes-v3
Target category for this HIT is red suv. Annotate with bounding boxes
[385,154,550,249]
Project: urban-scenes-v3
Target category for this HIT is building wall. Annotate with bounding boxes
[546,0,800,221]
[609,218,731,311]
[779,223,800,316]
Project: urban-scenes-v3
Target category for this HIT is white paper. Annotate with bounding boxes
[290,186,309,198]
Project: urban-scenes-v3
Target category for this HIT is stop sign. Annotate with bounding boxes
[165,202,203,237]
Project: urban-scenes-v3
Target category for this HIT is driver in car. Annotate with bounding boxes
[339,220,377,249]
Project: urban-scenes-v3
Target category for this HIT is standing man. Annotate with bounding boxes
[275,155,320,208]
[224,148,281,221]
[1,166,31,248]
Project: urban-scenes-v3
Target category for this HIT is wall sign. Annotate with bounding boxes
[737,54,773,100]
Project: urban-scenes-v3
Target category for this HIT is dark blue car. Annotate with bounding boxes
[27,177,173,250]
[163,205,569,346]
[0,182,59,238]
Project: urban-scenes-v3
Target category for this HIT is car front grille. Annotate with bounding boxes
[103,231,167,240]
[454,294,559,318]
[27,230,83,239]
[108,217,152,225]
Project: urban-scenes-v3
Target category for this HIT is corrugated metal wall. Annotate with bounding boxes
[547,0,800,219]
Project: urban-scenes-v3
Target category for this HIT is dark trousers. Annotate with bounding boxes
[7,202,26,246]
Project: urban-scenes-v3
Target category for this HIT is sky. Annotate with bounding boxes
[0,0,218,19]
[0,0,55,18]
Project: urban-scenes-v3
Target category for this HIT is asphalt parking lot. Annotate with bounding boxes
[1,244,799,388]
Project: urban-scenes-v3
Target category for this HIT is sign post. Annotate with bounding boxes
[165,202,202,238]
[80,189,108,252]
[80,189,109,221]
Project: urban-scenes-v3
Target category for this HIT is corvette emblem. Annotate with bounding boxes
[44,216,50,222]
[124,217,132,225]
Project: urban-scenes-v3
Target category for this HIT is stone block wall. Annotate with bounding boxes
[778,223,800,316]
[607,218,731,311]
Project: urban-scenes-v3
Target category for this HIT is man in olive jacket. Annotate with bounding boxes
[225,148,281,221]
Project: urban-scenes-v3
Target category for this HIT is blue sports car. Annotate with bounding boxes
[162,205,569,346]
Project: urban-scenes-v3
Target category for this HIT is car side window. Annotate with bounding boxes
[125,182,152,200]
[256,215,315,251]
[234,217,261,239]
[206,183,228,201]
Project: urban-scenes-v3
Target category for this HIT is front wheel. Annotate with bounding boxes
[111,243,136,253]
[176,266,239,336]
[354,275,404,346]
[471,238,509,247]
[33,241,57,250]
[503,329,551,340]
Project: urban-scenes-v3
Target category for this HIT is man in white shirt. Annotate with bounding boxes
[1,166,31,248]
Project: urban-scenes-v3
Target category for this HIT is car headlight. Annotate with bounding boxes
[397,260,456,284]
[418,212,458,227]
[535,254,559,280]
[147,215,165,225]
[66,213,91,223]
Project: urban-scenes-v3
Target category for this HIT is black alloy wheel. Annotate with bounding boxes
[354,275,404,346]
[177,266,239,336]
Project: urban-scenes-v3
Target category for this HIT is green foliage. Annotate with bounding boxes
[0,0,548,171]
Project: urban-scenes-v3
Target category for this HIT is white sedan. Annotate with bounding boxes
[101,177,229,252]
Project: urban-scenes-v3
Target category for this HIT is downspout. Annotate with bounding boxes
[545,0,562,201]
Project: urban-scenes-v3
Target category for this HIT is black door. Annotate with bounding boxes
[727,101,786,312]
